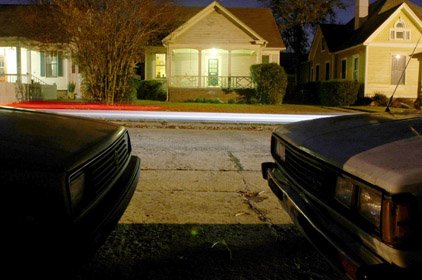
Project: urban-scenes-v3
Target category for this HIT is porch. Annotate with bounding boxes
[0,73,57,103]
[147,48,258,90]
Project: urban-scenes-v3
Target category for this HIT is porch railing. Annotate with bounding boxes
[170,75,254,89]
[0,74,48,85]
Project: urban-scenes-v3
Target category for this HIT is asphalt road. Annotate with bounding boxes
[72,126,342,280]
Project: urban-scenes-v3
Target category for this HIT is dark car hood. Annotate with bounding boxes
[0,107,124,171]
[274,112,422,193]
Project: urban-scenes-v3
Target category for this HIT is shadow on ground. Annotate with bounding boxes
[72,224,341,280]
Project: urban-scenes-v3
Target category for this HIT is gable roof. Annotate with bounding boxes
[320,0,422,53]
[0,2,284,49]
[165,2,284,49]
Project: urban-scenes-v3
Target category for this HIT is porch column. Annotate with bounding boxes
[167,47,172,87]
[27,48,32,82]
[166,47,172,101]
[16,45,21,82]
[228,50,232,88]
[198,49,202,88]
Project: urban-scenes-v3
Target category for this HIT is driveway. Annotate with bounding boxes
[72,125,341,280]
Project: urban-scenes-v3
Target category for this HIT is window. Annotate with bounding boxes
[262,55,270,64]
[391,54,406,85]
[155,54,166,79]
[341,59,347,79]
[0,57,4,76]
[40,51,63,77]
[315,64,320,81]
[390,19,411,40]
[325,62,330,80]
[321,39,326,51]
[310,67,313,82]
[353,56,359,81]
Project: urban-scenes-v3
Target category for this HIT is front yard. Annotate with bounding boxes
[4,99,414,114]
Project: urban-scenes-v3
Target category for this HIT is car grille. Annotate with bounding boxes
[278,139,336,197]
[87,133,131,195]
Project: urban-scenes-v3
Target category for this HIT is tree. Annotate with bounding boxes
[35,0,176,104]
[260,0,346,55]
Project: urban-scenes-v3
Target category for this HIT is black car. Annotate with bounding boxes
[262,112,422,280]
[0,107,140,275]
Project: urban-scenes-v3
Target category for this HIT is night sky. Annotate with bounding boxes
[2,0,422,24]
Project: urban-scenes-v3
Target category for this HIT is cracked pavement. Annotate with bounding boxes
[72,125,341,280]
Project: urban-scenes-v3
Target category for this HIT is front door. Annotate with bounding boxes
[208,59,218,86]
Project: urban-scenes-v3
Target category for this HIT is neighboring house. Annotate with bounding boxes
[145,1,285,101]
[0,5,79,104]
[309,0,422,100]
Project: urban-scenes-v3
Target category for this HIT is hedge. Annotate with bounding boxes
[318,80,360,106]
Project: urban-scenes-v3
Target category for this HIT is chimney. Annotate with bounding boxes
[355,0,369,30]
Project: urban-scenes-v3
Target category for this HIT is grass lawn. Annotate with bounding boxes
[133,100,362,114]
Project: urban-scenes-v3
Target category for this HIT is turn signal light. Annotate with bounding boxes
[381,193,419,248]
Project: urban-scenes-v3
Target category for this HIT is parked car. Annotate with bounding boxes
[262,112,422,279]
[1,107,140,275]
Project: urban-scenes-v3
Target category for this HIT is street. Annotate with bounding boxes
[73,125,341,280]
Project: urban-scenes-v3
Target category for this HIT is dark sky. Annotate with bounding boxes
[177,0,422,23]
[2,0,422,24]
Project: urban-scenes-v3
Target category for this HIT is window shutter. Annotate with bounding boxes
[58,52,63,77]
[390,30,395,40]
[40,52,45,76]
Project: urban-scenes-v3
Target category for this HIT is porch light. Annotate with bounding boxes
[395,54,402,60]
[211,48,218,57]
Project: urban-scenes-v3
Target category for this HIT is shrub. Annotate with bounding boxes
[250,63,288,104]
[136,80,166,101]
[318,80,360,106]
[187,98,224,104]
[372,92,388,106]
[233,88,257,103]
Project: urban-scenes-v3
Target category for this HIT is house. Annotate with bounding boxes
[0,4,79,104]
[309,0,422,100]
[144,1,285,102]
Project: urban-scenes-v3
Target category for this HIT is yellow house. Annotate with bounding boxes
[309,0,422,100]
[145,1,285,102]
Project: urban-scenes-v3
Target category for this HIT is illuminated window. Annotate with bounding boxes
[391,54,406,85]
[353,56,359,81]
[155,54,166,79]
[0,57,4,75]
[390,19,411,40]
[40,51,63,77]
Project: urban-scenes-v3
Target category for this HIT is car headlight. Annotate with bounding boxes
[69,172,85,213]
[358,185,382,228]
[334,176,355,208]
[273,139,285,161]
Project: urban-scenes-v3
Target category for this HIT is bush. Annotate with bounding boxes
[136,80,166,101]
[318,80,360,106]
[372,93,388,106]
[233,88,257,103]
[186,98,224,104]
[250,63,288,104]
